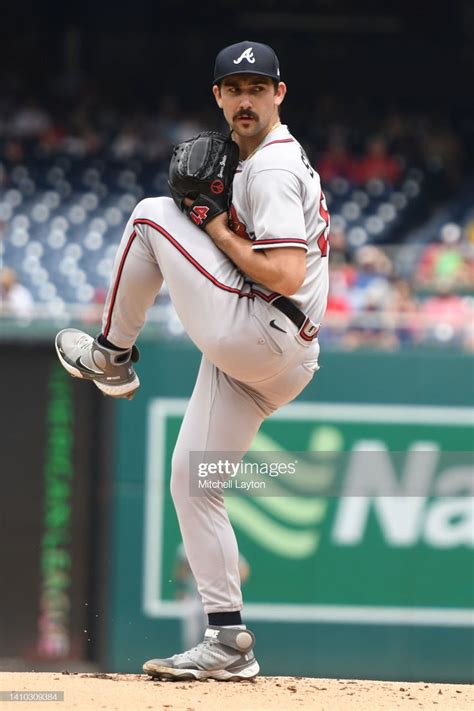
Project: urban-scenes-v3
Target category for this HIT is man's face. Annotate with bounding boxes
[213,75,286,139]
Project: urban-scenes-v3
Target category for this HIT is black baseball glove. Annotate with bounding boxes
[168,131,240,230]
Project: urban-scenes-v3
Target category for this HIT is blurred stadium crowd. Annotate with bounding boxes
[0,93,473,351]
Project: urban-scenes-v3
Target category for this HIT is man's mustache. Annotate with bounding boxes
[233,110,258,121]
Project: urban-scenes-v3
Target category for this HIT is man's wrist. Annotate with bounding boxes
[205,213,233,244]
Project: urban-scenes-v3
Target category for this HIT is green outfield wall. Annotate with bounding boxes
[108,341,474,681]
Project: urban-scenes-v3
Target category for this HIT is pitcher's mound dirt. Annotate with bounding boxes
[1,672,472,710]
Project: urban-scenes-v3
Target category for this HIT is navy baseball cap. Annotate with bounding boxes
[213,41,281,84]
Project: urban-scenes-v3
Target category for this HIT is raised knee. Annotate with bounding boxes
[133,196,169,220]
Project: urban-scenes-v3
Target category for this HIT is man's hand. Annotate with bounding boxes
[183,200,228,241]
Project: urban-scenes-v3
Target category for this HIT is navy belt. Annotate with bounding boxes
[272,296,319,342]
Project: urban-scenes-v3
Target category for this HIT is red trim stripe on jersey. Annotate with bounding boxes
[252,238,307,248]
[249,287,281,303]
[103,230,137,337]
[263,138,295,149]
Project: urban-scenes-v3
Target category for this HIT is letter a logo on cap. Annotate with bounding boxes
[233,48,255,65]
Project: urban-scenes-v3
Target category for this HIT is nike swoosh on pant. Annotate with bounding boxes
[269,319,287,333]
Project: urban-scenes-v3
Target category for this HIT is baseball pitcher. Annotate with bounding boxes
[55,40,329,680]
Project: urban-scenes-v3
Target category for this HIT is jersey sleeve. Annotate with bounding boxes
[247,169,308,251]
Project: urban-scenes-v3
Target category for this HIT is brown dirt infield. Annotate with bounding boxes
[1,672,473,710]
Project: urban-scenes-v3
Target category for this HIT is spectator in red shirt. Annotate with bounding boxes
[317,134,357,183]
[355,135,402,185]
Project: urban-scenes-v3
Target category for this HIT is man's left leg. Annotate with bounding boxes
[142,349,317,681]
[143,355,271,681]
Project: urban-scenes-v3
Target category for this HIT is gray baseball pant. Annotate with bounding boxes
[102,197,320,613]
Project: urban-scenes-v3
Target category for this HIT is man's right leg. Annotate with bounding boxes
[55,195,246,397]
[54,204,163,398]
[56,195,304,396]
[102,197,250,357]
[101,197,299,383]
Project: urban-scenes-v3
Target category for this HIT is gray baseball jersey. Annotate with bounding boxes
[230,124,329,325]
[100,125,329,614]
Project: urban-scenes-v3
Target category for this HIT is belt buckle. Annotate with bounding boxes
[297,318,320,344]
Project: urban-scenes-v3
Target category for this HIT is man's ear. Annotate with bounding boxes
[275,81,287,108]
[212,84,223,109]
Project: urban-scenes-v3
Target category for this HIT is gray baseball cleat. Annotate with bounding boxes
[143,626,260,681]
[55,328,140,400]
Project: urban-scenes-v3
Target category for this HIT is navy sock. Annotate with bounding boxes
[208,611,242,626]
[97,333,126,351]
